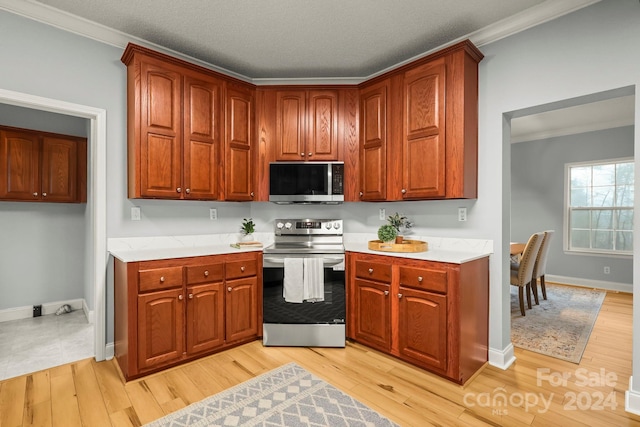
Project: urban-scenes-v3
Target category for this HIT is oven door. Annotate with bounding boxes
[262,253,346,347]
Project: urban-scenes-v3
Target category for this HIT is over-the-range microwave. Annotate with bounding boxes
[269,161,344,204]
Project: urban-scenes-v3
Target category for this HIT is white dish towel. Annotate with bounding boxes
[283,258,304,303]
[303,258,325,302]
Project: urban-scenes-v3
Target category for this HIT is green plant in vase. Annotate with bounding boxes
[377,224,397,243]
[240,218,256,241]
[387,212,413,243]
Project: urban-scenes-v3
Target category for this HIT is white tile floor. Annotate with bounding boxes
[0,310,94,381]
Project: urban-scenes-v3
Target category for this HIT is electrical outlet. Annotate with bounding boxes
[379,208,386,221]
[131,206,141,221]
[209,208,218,220]
[458,207,467,222]
[604,266,610,274]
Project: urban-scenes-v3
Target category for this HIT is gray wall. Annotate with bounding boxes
[0,105,90,310]
[511,126,634,286]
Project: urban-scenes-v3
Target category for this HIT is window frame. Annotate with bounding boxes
[564,157,634,257]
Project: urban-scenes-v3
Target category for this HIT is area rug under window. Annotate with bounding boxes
[144,362,399,427]
[510,283,606,363]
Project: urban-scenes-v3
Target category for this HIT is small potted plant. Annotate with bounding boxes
[387,212,413,243]
[377,224,397,245]
[240,218,256,241]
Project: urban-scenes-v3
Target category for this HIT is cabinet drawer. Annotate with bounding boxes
[226,259,258,279]
[399,266,447,293]
[138,266,183,292]
[186,263,224,284]
[355,260,392,283]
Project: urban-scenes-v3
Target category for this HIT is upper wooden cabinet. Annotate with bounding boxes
[275,89,339,161]
[0,125,86,203]
[122,45,224,200]
[358,40,482,201]
[225,83,256,201]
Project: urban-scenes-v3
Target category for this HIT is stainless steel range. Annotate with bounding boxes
[262,219,345,347]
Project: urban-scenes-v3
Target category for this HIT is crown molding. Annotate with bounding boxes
[1,0,601,85]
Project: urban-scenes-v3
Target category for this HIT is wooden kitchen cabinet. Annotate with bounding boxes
[0,125,86,203]
[114,251,262,380]
[225,83,256,201]
[275,89,339,161]
[357,39,482,201]
[347,251,489,384]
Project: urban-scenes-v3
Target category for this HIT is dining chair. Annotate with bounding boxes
[510,232,544,316]
[531,230,554,303]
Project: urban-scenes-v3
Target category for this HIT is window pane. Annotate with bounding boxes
[592,230,613,250]
[592,210,613,230]
[616,231,633,251]
[592,185,615,207]
[616,162,634,184]
[571,166,591,188]
[570,229,590,249]
[593,164,615,186]
[616,185,634,206]
[617,209,634,231]
[571,210,590,228]
[570,188,590,206]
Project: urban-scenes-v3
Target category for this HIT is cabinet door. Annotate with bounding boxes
[275,90,305,161]
[183,73,222,200]
[186,282,225,354]
[225,276,258,343]
[139,60,183,199]
[225,85,255,201]
[353,278,391,351]
[0,129,40,200]
[306,90,338,160]
[41,136,77,203]
[137,288,184,371]
[359,81,388,201]
[398,286,447,371]
[402,60,446,199]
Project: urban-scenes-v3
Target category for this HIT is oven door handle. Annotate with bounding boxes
[263,257,344,267]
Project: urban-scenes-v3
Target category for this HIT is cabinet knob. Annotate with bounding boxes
[300,153,305,157]
[185,188,191,194]
[308,152,312,157]
[176,187,182,193]
[188,293,193,299]
[42,192,47,197]
[227,287,232,292]
[384,290,389,296]
[359,191,363,197]
[401,189,406,194]
[418,276,423,282]
[368,268,373,274]
[178,294,183,300]
[160,276,165,282]
[398,293,403,299]
[250,192,254,197]
[240,266,245,272]
[204,270,209,277]
[33,192,38,197]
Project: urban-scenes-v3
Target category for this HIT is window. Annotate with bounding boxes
[566,158,633,255]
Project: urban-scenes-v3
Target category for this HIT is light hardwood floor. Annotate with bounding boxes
[1,291,639,427]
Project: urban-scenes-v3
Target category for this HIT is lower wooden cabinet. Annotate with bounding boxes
[347,251,489,384]
[114,251,262,380]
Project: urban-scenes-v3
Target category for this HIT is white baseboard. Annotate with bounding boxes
[626,376,640,415]
[546,275,632,293]
[489,343,516,370]
[0,298,90,323]
[105,342,115,360]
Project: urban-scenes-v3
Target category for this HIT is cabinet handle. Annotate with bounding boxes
[384,290,389,296]
[240,266,245,272]
[250,192,254,197]
[359,191,363,197]
[398,293,403,299]
[188,293,193,299]
[204,270,209,277]
[42,192,47,197]
[178,294,183,300]
[308,152,312,157]
[300,153,305,157]
[227,287,232,292]
[418,276,423,282]
[176,187,182,193]
[401,189,407,194]
[185,188,191,194]
[368,268,373,274]
[33,192,38,197]
[160,276,165,282]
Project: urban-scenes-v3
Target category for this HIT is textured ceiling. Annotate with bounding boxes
[25,0,559,79]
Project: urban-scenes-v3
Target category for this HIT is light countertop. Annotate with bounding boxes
[344,242,491,264]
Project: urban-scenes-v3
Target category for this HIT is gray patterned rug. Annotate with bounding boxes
[144,362,399,427]
[511,283,606,363]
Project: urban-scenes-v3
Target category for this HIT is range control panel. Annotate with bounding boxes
[274,218,342,235]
